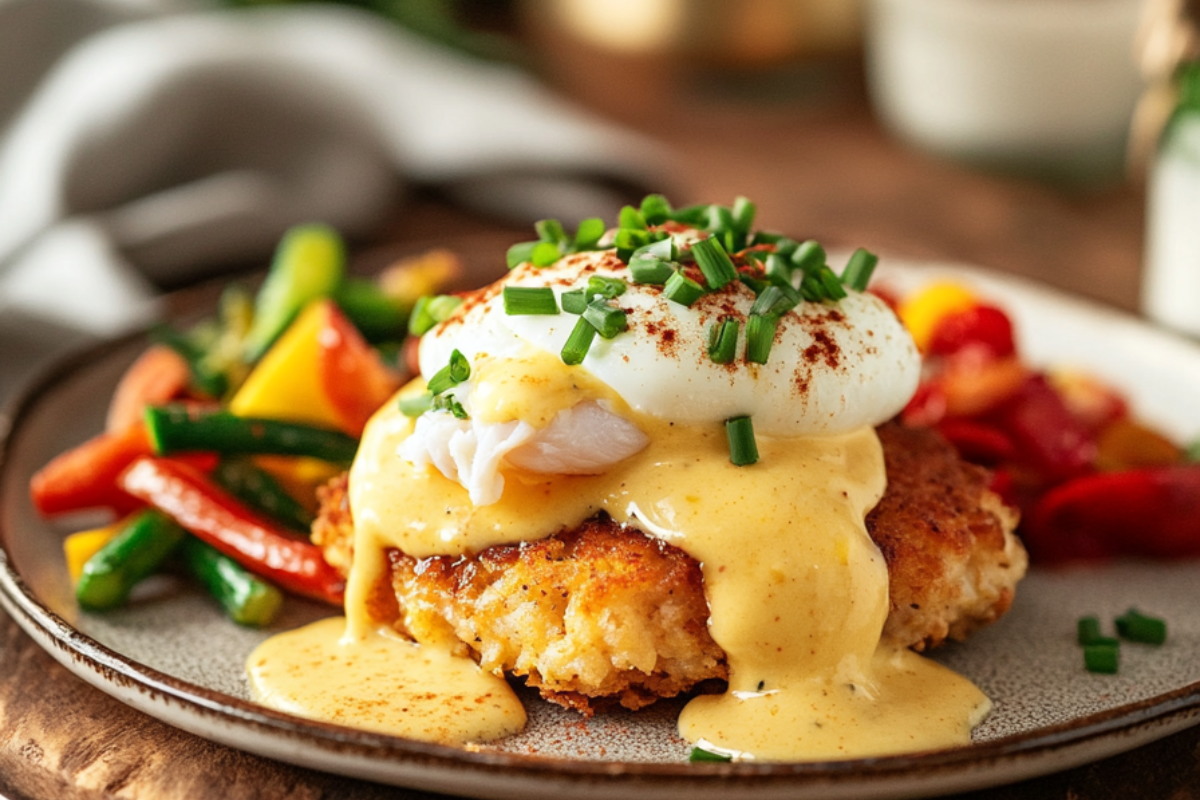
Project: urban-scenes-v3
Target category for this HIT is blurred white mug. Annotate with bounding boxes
[865,0,1146,184]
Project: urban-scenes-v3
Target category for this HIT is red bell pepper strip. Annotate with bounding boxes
[119,457,344,605]
[30,421,218,518]
[1023,465,1200,564]
[987,373,1096,484]
[318,301,402,437]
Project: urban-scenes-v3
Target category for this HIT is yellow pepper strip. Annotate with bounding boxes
[378,248,464,309]
[898,282,978,353]
[253,455,344,514]
[63,518,129,584]
[228,300,346,431]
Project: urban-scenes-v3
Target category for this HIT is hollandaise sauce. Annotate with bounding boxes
[249,349,990,759]
[246,617,526,742]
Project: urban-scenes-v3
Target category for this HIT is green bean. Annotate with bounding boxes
[180,537,283,627]
[76,511,186,610]
[243,224,345,361]
[334,278,408,343]
[211,458,314,534]
[144,406,358,464]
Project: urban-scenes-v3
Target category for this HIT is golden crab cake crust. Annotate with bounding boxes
[312,475,354,576]
[868,421,1027,651]
[387,519,726,714]
[313,423,1025,712]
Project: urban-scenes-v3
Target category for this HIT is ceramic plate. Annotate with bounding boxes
[3,261,1200,800]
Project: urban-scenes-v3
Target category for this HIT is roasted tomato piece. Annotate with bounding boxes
[1023,466,1200,563]
[936,419,1017,465]
[987,374,1096,484]
[901,380,948,427]
[1048,368,1129,432]
[927,303,1016,359]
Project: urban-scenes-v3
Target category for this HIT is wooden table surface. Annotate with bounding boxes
[4,64,1199,800]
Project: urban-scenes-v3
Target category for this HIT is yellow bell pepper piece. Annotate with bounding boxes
[898,282,978,352]
[253,455,344,514]
[228,300,344,431]
[378,248,464,309]
[63,519,126,584]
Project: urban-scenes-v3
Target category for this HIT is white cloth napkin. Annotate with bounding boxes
[0,0,666,399]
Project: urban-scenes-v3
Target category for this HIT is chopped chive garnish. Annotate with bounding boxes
[408,294,462,336]
[791,240,826,276]
[749,285,796,318]
[506,241,537,270]
[629,238,679,284]
[732,196,756,235]
[629,255,675,285]
[508,216,610,268]
[691,237,738,290]
[1084,643,1120,674]
[819,266,848,300]
[615,227,653,253]
[707,319,740,364]
[689,746,733,763]
[1077,616,1119,647]
[561,316,597,365]
[583,299,628,339]
[726,416,759,466]
[531,240,563,267]
[841,247,879,292]
[619,205,647,230]
[426,349,470,395]
[561,289,586,314]
[431,393,468,419]
[705,205,736,237]
[774,237,800,258]
[640,237,677,261]
[398,393,433,417]
[663,271,705,306]
[1115,609,1167,645]
[669,203,707,225]
[745,314,778,364]
[764,253,792,283]
[587,275,627,300]
[739,275,770,296]
[447,350,470,382]
[799,274,825,303]
[573,217,606,251]
[768,276,802,307]
[535,219,568,246]
[503,286,559,315]
[640,194,673,225]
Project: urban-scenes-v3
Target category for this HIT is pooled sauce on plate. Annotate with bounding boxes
[247,617,525,743]
[249,348,989,758]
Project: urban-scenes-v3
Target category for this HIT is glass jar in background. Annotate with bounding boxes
[1143,62,1200,337]
[864,0,1145,186]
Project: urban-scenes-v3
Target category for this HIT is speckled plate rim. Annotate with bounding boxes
[3,264,1200,800]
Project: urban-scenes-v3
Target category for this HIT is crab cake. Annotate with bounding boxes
[312,422,1024,713]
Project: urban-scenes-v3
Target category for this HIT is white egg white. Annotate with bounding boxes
[419,250,920,438]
